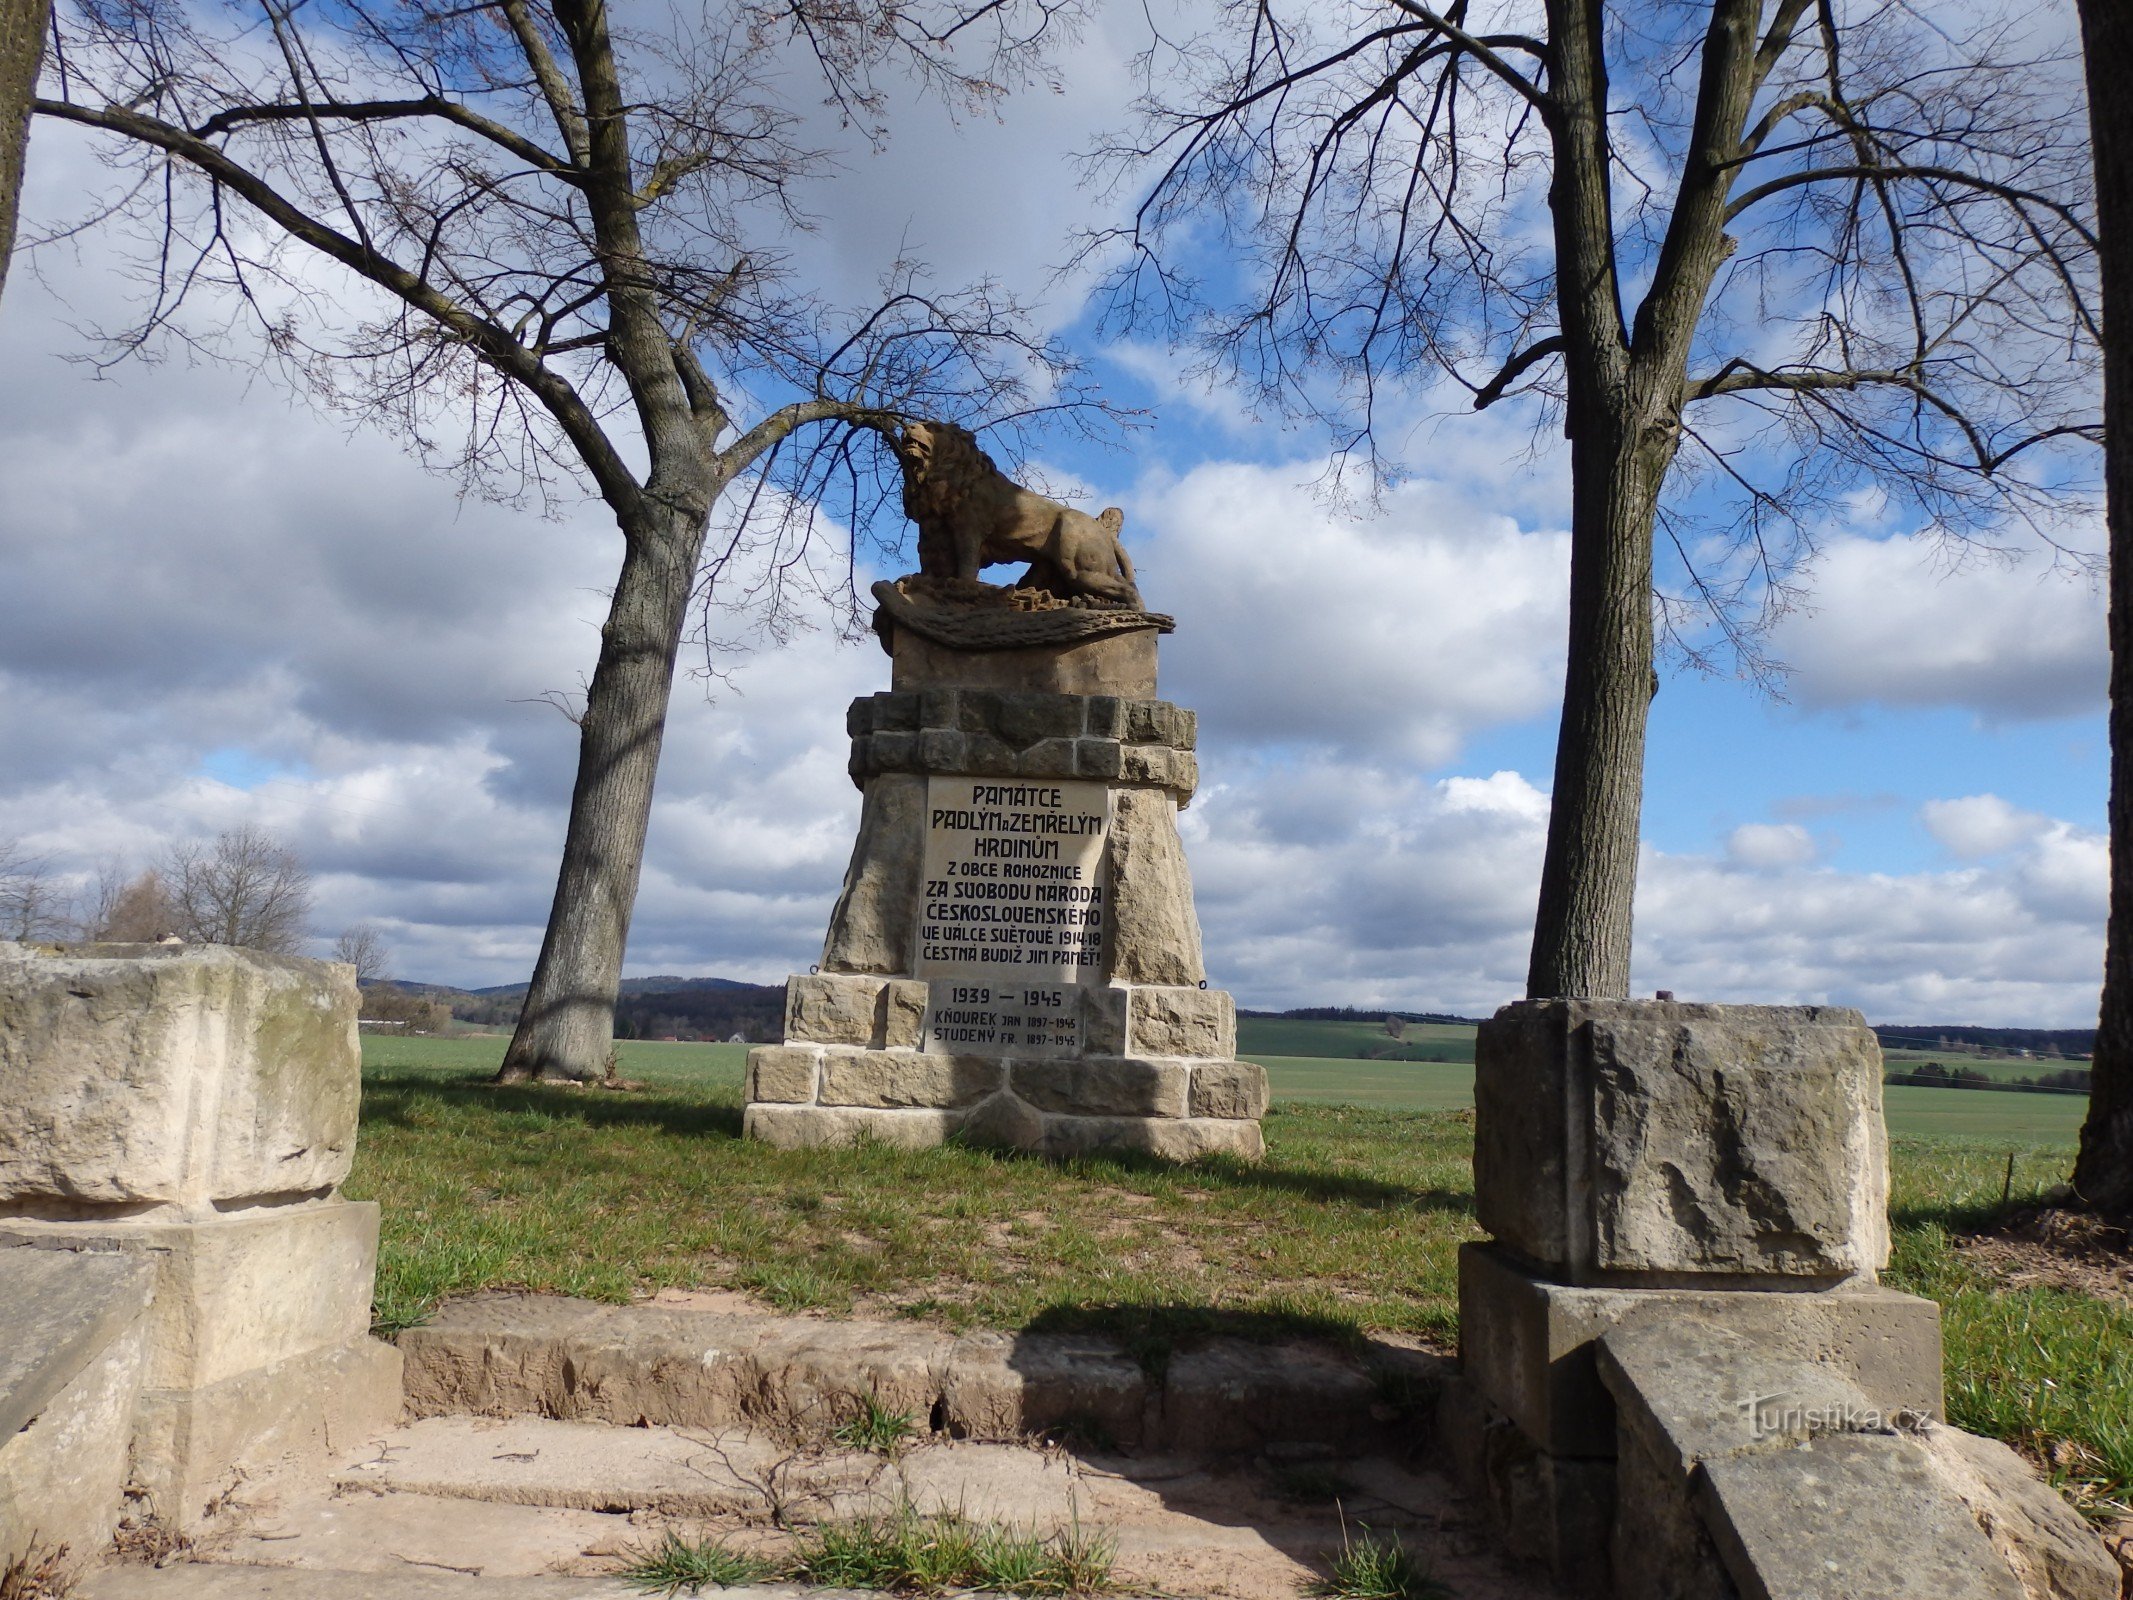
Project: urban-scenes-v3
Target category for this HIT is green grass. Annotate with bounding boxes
[1308,1528,1445,1600]
[831,1395,920,1456]
[349,1034,2130,1511]
[619,1531,775,1594]
[788,1506,1114,1595]
[1238,1017,1476,1064]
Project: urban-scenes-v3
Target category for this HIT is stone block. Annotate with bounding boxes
[1072,738,1123,780]
[0,1280,148,1573]
[819,1050,1001,1109]
[1083,696,1125,739]
[1458,1242,1941,1461]
[1119,745,1174,786]
[868,730,918,772]
[0,1201,383,1393]
[1190,1061,1270,1120]
[875,691,920,731]
[918,729,967,770]
[845,698,873,737]
[1107,789,1206,986]
[1174,709,1197,750]
[1474,998,1889,1282]
[1170,753,1199,804]
[957,1091,1046,1151]
[1038,1114,1264,1162]
[1126,985,1235,1058]
[919,688,960,729]
[1011,1056,1189,1118]
[1697,1433,2024,1600]
[745,1046,819,1105]
[784,973,883,1046]
[1611,1420,1737,1600]
[0,942,359,1214]
[941,1329,1149,1446]
[882,980,928,1048]
[821,775,925,976]
[0,1248,154,1441]
[742,1104,963,1150]
[1019,738,1079,777]
[1080,985,1128,1055]
[131,1335,403,1529]
[963,733,1019,775]
[890,629,1158,699]
[1435,1370,1616,1597]
[1125,700,1178,745]
[1920,1425,2122,1600]
[993,692,1085,749]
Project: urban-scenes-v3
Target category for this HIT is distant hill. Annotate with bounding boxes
[1872,1024,2092,1060]
[1238,1004,1484,1026]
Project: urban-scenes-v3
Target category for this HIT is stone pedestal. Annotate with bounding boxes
[1447,998,2115,1600]
[743,597,1266,1160]
[0,943,403,1531]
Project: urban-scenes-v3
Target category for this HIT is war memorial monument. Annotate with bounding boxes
[742,421,1268,1158]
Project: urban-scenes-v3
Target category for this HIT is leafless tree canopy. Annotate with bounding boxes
[332,923,391,984]
[87,865,177,942]
[163,824,314,953]
[1094,0,2100,664]
[0,838,71,939]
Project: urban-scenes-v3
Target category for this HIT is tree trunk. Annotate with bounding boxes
[1525,414,1664,999]
[0,0,50,297]
[497,493,712,1082]
[2075,0,2133,1216]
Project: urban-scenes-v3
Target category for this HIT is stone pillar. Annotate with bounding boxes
[742,589,1267,1160]
[1444,1000,1945,1595]
[0,943,403,1530]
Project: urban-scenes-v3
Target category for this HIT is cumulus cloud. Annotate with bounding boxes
[1136,461,1569,763]
[1778,533,2105,720]
[1921,794,2053,859]
[1725,823,1818,869]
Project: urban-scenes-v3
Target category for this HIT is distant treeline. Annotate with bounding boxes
[1239,1005,1481,1025]
[1872,1024,2092,1059]
[426,975,787,1041]
[1885,1062,2091,1097]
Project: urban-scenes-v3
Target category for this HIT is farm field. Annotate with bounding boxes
[348,1032,2130,1513]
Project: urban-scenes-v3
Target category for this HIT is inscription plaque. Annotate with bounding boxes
[916,776,1109,1055]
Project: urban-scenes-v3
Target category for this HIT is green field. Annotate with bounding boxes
[1236,1016,1476,1063]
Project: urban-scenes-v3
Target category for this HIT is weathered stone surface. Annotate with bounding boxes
[1073,738,1124,780]
[1920,1424,2122,1600]
[1020,737,1078,776]
[820,774,924,975]
[1080,984,1128,1054]
[882,980,928,1048]
[131,1335,404,1529]
[1475,998,1888,1282]
[1697,1433,2024,1600]
[77,1568,646,1599]
[784,974,883,1046]
[993,692,1086,747]
[1458,1242,1941,1460]
[1611,1421,1737,1600]
[957,1091,1045,1150]
[1189,1061,1270,1120]
[742,1104,962,1150]
[890,627,1158,698]
[1107,789,1206,986]
[744,1046,818,1105]
[1125,700,1178,746]
[0,942,359,1213]
[1127,985,1235,1058]
[940,1328,1148,1444]
[1038,1114,1264,1162]
[1011,1056,1189,1118]
[1435,1371,1617,1598]
[0,1201,382,1392]
[0,1251,152,1570]
[818,1050,1001,1109]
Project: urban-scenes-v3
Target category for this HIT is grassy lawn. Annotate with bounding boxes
[348,1034,2131,1512]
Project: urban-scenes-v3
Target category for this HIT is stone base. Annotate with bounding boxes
[1458,1242,1941,1461]
[0,1200,383,1392]
[132,1335,404,1528]
[1436,1371,1614,1598]
[743,1097,1264,1161]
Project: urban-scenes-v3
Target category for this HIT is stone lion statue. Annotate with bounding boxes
[891,420,1143,608]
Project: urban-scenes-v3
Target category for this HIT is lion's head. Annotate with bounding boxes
[895,420,1007,520]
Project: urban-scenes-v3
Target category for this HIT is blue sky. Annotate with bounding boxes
[0,0,2110,1025]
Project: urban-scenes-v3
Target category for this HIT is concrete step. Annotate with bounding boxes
[104,1413,1557,1600]
[396,1291,1447,1455]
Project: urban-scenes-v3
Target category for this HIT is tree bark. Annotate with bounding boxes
[496,491,713,1082]
[2075,0,2133,1216]
[0,0,49,297]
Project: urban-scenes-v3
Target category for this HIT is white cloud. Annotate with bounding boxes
[1921,794,2052,859]
[1725,822,1818,869]
[1134,460,1569,763]
[1778,533,2104,720]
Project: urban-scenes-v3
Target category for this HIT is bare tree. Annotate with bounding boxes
[2077,0,2133,1219]
[34,0,1102,1079]
[0,0,45,296]
[332,923,391,985]
[163,824,314,954]
[1096,0,2098,998]
[86,863,176,941]
[0,838,70,939]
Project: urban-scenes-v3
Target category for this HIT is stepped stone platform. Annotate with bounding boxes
[396,1290,1448,1456]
